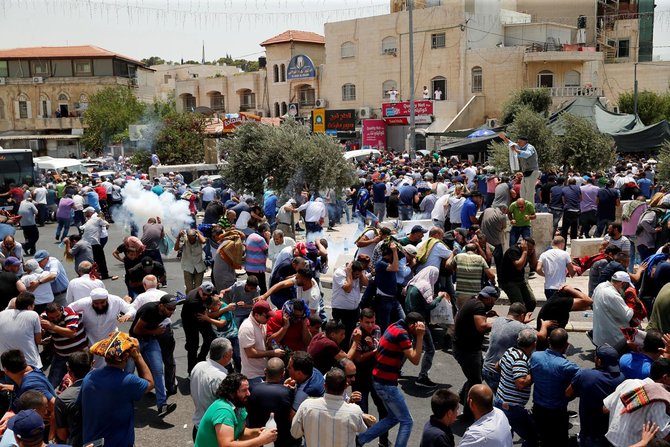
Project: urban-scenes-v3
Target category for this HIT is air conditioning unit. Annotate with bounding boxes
[0,78,5,85]
[383,48,397,55]
[315,98,327,108]
[486,118,498,128]
[32,77,43,84]
[358,107,371,119]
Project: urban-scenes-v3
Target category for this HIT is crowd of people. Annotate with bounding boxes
[0,145,669,447]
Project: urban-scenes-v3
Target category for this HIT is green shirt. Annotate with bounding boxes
[195,399,247,446]
[649,283,670,333]
[508,201,535,227]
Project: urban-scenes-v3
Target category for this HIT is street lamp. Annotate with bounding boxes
[408,0,416,160]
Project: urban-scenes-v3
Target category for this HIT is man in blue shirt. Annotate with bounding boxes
[372,175,388,222]
[460,192,483,229]
[619,330,663,379]
[263,191,278,231]
[530,328,579,447]
[420,389,458,447]
[398,183,419,221]
[549,177,565,235]
[374,242,403,332]
[637,175,653,199]
[561,178,582,244]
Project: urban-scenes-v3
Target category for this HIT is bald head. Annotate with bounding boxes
[468,384,494,416]
[265,357,285,381]
[516,198,526,207]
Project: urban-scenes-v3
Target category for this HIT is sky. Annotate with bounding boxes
[0,0,669,62]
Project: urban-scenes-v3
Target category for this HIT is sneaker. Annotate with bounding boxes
[157,403,177,418]
[415,377,437,387]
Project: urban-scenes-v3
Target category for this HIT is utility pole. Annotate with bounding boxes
[633,62,638,117]
[408,0,416,160]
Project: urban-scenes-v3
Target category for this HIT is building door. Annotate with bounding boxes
[59,104,69,117]
[431,77,446,100]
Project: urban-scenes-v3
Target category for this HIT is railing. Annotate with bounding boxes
[530,86,603,97]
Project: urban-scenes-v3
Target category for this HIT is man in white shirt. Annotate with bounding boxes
[189,338,233,441]
[592,271,634,347]
[434,87,443,101]
[296,198,326,236]
[16,259,56,312]
[331,261,368,341]
[237,300,285,386]
[199,182,218,211]
[65,261,104,304]
[422,86,430,99]
[537,236,575,300]
[81,207,113,280]
[132,275,167,310]
[268,230,296,264]
[32,183,48,226]
[291,368,368,447]
[460,384,512,447]
[0,291,42,369]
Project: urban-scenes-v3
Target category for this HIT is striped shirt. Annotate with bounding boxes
[40,306,88,357]
[495,347,531,407]
[453,252,489,297]
[373,320,413,385]
[244,233,269,273]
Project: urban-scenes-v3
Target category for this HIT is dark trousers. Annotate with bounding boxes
[638,245,656,263]
[454,349,482,418]
[22,225,39,255]
[561,210,580,242]
[246,271,267,295]
[594,218,614,238]
[353,377,389,446]
[158,330,177,394]
[183,318,216,373]
[331,307,359,347]
[579,210,597,238]
[495,398,538,447]
[72,210,85,231]
[533,404,569,447]
[492,244,503,271]
[36,203,48,225]
[92,244,109,279]
[550,208,563,234]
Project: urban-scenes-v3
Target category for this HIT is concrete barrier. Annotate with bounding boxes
[531,212,554,253]
[570,238,604,258]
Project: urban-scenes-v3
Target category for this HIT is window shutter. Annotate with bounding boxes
[14,101,19,119]
[26,101,32,119]
[45,100,51,118]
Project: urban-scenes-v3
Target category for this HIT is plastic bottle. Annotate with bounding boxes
[583,311,592,318]
[264,412,276,447]
[270,340,280,350]
[343,237,350,255]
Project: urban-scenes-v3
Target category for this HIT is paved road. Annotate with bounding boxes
[39,220,598,446]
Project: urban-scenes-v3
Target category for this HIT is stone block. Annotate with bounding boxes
[569,238,604,258]
[531,213,554,252]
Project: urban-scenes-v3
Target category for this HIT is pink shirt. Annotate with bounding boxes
[622,203,648,237]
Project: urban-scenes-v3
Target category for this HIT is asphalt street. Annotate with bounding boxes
[41,220,599,447]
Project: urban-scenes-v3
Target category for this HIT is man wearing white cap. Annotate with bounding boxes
[16,259,56,314]
[69,288,136,367]
[592,271,634,347]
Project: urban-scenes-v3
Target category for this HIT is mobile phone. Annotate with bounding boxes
[84,439,104,447]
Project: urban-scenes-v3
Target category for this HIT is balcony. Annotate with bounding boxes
[12,117,83,131]
[524,45,604,63]
[529,86,603,97]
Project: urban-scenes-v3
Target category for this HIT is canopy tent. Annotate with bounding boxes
[438,134,502,155]
[611,120,670,152]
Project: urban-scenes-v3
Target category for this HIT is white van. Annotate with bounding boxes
[34,156,86,174]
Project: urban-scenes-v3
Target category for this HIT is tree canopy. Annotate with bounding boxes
[81,86,145,155]
[153,111,206,166]
[557,113,616,172]
[656,141,670,184]
[500,88,553,125]
[220,120,356,198]
[618,90,670,125]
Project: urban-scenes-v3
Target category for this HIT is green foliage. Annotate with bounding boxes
[618,90,670,125]
[558,114,616,172]
[487,141,512,175]
[129,150,152,172]
[141,56,165,66]
[500,88,553,125]
[220,120,356,198]
[145,94,176,121]
[656,141,670,184]
[154,112,206,165]
[81,86,145,155]
[215,54,259,72]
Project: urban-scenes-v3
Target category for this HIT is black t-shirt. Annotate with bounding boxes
[129,302,165,338]
[127,263,166,285]
[0,271,19,310]
[203,201,224,224]
[536,293,575,350]
[498,246,525,283]
[181,288,211,326]
[454,298,486,352]
[246,382,297,447]
[387,195,399,218]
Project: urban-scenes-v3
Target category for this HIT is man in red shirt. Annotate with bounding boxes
[266,299,312,352]
[307,320,358,375]
[93,181,109,220]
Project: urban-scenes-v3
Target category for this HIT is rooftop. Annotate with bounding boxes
[260,30,325,47]
[0,45,145,66]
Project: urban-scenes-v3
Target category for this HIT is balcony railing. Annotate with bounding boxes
[531,86,602,97]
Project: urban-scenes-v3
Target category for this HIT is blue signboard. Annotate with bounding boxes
[286,54,317,80]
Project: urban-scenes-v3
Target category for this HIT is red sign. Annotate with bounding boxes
[382,100,433,117]
[383,115,433,125]
[362,119,386,149]
[222,113,261,133]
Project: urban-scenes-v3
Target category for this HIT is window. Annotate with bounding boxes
[39,94,50,118]
[279,64,286,82]
[163,74,172,83]
[240,90,256,110]
[382,36,397,54]
[431,77,446,100]
[31,60,49,76]
[274,102,280,117]
[298,85,315,107]
[617,39,630,58]
[382,80,397,99]
[281,102,288,115]
[342,83,356,101]
[0,61,7,77]
[74,59,92,76]
[273,65,279,83]
[564,70,580,87]
[471,66,483,93]
[0,99,5,120]
[209,92,225,112]
[182,94,196,111]
[537,70,554,88]
[431,33,446,49]
[341,41,355,59]
[17,94,30,119]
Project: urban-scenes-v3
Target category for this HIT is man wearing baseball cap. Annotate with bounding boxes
[33,250,69,307]
[237,300,284,387]
[396,225,426,247]
[592,271,634,347]
[8,409,52,447]
[181,281,217,374]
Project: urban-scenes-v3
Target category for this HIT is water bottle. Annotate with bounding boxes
[343,238,350,255]
[583,311,592,318]
[264,412,277,447]
[270,340,280,350]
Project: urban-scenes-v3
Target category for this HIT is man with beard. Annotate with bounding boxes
[69,288,136,367]
[592,271,634,348]
[195,372,278,447]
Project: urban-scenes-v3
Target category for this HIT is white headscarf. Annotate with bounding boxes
[405,266,439,304]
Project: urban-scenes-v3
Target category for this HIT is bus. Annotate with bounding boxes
[0,149,34,208]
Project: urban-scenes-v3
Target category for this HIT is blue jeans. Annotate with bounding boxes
[510,226,531,246]
[127,338,166,408]
[326,204,338,228]
[338,199,351,224]
[494,397,538,447]
[55,217,71,240]
[373,294,405,334]
[544,288,559,300]
[418,325,435,380]
[399,204,413,221]
[48,354,69,388]
[628,236,638,273]
[482,367,500,394]
[358,381,413,447]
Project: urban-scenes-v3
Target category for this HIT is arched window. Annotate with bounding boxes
[281,102,288,115]
[16,93,31,119]
[39,93,50,118]
[208,91,225,112]
[274,102,280,117]
[381,36,397,54]
[342,83,356,101]
[431,76,446,100]
[382,80,397,99]
[471,66,483,93]
[57,93,69,101]
[564,70,581,87]
[297,84,315,107]
[273,65,279,83]
[180,93,196,111]
[279,64,286,82]
[0,99,5,120]
[341,41,355,59]
[238,89,255,111]
[537,70,554,88]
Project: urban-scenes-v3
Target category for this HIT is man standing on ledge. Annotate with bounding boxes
[501,133,538,204]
